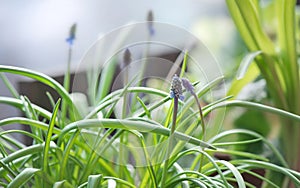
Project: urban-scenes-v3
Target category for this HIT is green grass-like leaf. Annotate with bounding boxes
[43,99,61,174]
[60,119,215,149]
[236,51,262,80]
[87,174,102,188]
[7,168,40,188]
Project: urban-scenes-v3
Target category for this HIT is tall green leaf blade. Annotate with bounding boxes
[276,0,300,112]
[0,73,19,98]
[227,63,260,98]
[216,160,246,188]
[225,0,258,50]
[7,168,40,188]
[236,51,262,80]
[96,58,118,103]
[0,65,80,118]
[0,65,71,104]
[87,174,102,188]
[60,119,216,149]
[43,99,61,173]
[53,180,73,188]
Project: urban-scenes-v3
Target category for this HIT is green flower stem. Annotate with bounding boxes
[161,97,178,187]
[193,93,206,173]
[61,46,73,127]
[119,64,129,181]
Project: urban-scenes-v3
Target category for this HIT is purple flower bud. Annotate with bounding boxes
[170,74,184,100]
[123,48,132,67]
[181,78,195,94]
[147,10,155,36]
[66,23,77,46]
[170,91,175,99]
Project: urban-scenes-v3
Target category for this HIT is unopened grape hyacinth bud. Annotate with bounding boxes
[147,10,155,36]
[181,78,195,94]
[170,74,184,100]
[123,48,132,67]
[66,23,77,46]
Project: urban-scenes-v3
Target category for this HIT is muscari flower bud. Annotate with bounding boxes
[147,10,155,36]
[181,78,195,94]
[66,23,77,46]
[123,48,132,67]
[170,74,184,100]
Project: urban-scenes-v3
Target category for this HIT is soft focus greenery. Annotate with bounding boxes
[1,1,300,187]
[226,0,300,186]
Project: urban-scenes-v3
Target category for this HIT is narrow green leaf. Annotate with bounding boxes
[208,128,288,168]
[0,65,71,105]
[43,99,61,173]
[61,119,215,149]
[0,96,52,120]
[232,160,300,186]
[0,129,44,143]
[87,174,102,188]
[0,160,16,179]
[165,177,206,188]
[96,58,118,102]
[227,63,260,98]
[0,73,19,98]
[0,65,80,118]
[1,143,56,164]
[102,176,135,188]
[179,50,188,78]
[46,91,56,109]
[236,51,262,80]
[216,160,246,188]
[0,117,61,134]
[211,100,300,124]
[7,168,40,188]
[206,148,267,161]
[137,96,151,119]
[226,0,275,53]
[53,180,73,188]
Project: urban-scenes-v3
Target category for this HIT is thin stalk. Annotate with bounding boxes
[0,73,19,98]
[61,46,72,127]
[194,93,206,173]
[161,97,178,187]
[130,32,151,113]
[119,51,130,181]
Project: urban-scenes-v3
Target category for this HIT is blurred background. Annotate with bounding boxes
[0,0,239,138]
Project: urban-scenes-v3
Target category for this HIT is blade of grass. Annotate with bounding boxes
[87,174,102,188]
[0,129,43,143]
[179,50,188,78]
[0,117,61,135]
[60,119,215,149]
[43,99,61,175]
[210,100,300,124]
[0,160,16,179]
[96,58,118,103]
[0,96,52,120]
[7,168,40,188]
[0,65,80,118]
[59,130,79,180]
[0,73,19,98]
[208,128,288,168]
[53,180,73,188]
[1,143,57,164]
[236,51,262,80]
[231,159,300,186]
[215,160,246,188]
